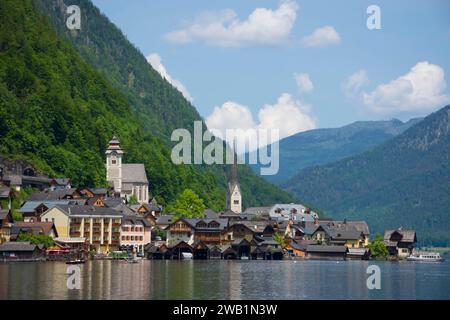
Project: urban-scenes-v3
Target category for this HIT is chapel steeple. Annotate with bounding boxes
[226,140,242,213]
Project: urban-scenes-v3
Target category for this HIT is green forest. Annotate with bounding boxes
[284,106,450,246]
[0,0,296,212]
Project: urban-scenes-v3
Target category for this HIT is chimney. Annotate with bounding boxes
[301,216,305,228]
[314,217,319,226]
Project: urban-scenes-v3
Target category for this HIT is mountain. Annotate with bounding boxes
[0,0,295,211]
[249,118,421,185]
[283,106,450,246]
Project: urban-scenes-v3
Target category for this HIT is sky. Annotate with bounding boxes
[92,0,450,148]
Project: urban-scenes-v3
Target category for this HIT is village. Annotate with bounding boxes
[0,136,421,263]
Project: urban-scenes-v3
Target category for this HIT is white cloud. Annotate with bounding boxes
[146,53,193,102]
[206,93,316,151]
[258,93,316,137]
[206,101,256,132]
[343,69,369,98]
[294,73,314,93]
[165,0,299,48]
[301,26,341,48]
[362,61,449,115]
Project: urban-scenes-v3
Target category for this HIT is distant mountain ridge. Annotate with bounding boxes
[283,105,450,245]
[249,118,422,184]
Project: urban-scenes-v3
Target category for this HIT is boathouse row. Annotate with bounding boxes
[145,239,284,260]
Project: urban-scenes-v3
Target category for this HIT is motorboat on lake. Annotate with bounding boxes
[407,252,444,262]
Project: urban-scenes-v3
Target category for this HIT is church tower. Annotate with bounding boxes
[105,135,123,193]
[226,141,242,213]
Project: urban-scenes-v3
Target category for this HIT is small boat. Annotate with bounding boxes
[181,252,193,260]
[66,259,86,265]
[407,252,444,262]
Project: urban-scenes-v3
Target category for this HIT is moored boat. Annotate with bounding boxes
[407,252,444,262]
[66,259,86,265]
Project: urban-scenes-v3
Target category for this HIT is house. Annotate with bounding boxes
[156,215,176,231]
[286,219,370,248]
[329,229,367,248]
[190,218,229,244]
[40,205,123,253]
[225,221,259,243]
[230,238,252,259]
[19,200,85,222]
[306,245,347,260]
[308,222,333,244]
[0,241,45,261]
[105,135,149,204]
[28,188,82,201]
[120,215,151,255]
[322,220,370,247]
[168,240,193,260]
[384,229,417,259]
[269,204,319,222]
[75,187,107,199]
[243,207,272,220]
[0,208,13,243]
[53,237,88,252]
[285,240,317,258]
[49,178,72,190]
[347,248,370,260]
[165,218,195,246]
[86,196,106,207]
[219,209,243,221]
[192,240,210,259]
[131,200,163,226]
[251,246,268,260]
[222,245,239,260]
[208,245,223,259]
[145,243,171,260]
[10,221,58,240]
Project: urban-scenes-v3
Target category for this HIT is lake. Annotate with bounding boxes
[1,259,449,300]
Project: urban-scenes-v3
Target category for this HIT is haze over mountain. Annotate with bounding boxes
[0,0,296,211]
[283,105,450,245]
[249,118,422,185]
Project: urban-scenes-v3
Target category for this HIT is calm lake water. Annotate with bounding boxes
[1,259,449,300]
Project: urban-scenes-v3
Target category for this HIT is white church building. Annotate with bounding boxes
[105,136,149,204]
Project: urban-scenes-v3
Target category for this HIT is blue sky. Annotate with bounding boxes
[92,0,450,138]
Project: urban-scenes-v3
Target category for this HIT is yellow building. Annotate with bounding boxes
[41,205,122,253]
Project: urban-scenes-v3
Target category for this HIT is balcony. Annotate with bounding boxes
[170,227,192,233]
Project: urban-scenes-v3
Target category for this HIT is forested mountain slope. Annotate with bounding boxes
[0,0,296,211]
[249,118,421,185]
[284,106,450,245]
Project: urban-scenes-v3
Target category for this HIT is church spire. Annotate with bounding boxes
[226,139,242,213]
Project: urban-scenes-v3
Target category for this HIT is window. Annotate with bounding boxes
[196,221,207,228]
[234,200,239,204]
[112,159,117,165]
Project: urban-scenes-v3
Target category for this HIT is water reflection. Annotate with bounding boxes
[0,260,449,300]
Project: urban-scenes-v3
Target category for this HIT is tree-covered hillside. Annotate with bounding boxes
[283,106,450,245]
[34,0,200,140]
[249,118,421,185]
[0,0,295,211]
